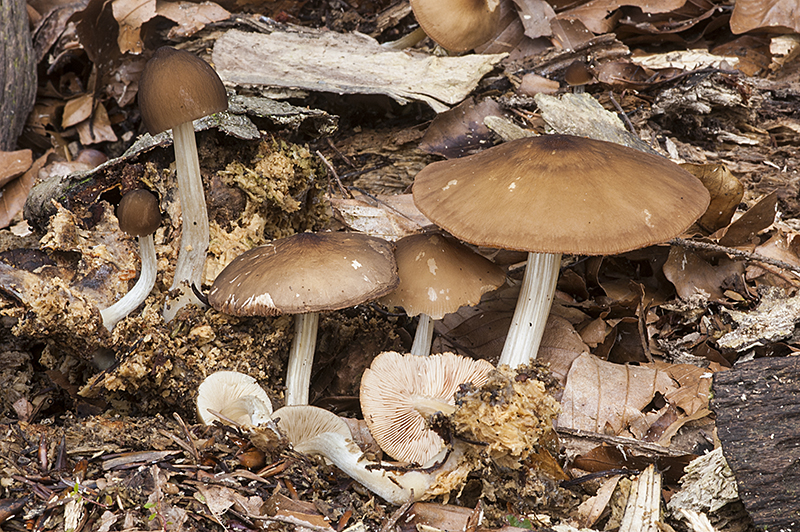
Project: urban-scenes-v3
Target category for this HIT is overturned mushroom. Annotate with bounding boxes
[209,232,398,406]
[413,134,710,368]
[360,351,494,465]
[138,47,228,321]
[100,189,161,331]
[381,233,505,356]
[196,370,273,427]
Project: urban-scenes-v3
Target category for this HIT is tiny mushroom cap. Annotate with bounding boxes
[564,61,594,87]
[360,351,494,465]
[117,189,162,237]
[209,232,399,316]
[412,134,711,256]
[410,0,501,52]
[381,233,505,320]
[137,46,228,136]
[196,371,273,427]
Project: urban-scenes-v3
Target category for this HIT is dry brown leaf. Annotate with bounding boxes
[511,0,555,39]
[730,0,800,34]
[550,16,594,50]
[61,93,94,128]
[0,150,51,229]
[747,229,800,287]
[0,149,32,187]
[712,35,773,76]
[330,193,431,241]
[662,246,744,301]
[156,0,230,39]
[558,352,678,436]
[681,163,743,234]
[577,475,620,528]
[560,0,688,34]
[111,0,156,54]
[718,191,778,247]
[419,97,504,159]
[660,362,714,417]
[77,101,118,145]
[538,314,590,386]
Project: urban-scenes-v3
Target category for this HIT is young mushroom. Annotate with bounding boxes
[100,189,161,331]
[381,233,505,356]
[412,134,710,368]
[360,351,494,465]
[269,405,464,505]
[137,46,228,322]
[196,370,273,427]
[208,232,399,406]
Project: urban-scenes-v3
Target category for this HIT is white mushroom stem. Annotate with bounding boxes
[285,312,320,406]
[381,27,427,50]
[410,394,456,417]
[295,431,452,505]
[498,252,561,368]
[410,313,435,357]
[163,120,209,322]
[100,234,157,331]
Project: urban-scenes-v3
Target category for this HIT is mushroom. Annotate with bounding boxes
[360,351,494,465]
[412,134,710,368]
[196,370,273,427]
[381,233,505,356]
[100,189,162,331]
[410,0,501,52]
[137,46,228,322]
[208,232,399,406]
[269,405,463,505]
[564,60,594,93]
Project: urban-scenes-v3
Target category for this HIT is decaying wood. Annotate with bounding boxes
[212,27,507,113]
[0,0,37,150]
[711,356,800,530]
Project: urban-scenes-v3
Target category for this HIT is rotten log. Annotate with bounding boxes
[0,0,37,150]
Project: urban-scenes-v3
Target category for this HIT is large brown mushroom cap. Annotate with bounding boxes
[412,135,710,256]
[209,232,399,316]
[410,0,501,52]
[381,233,505,320]
[138,47,228,135]
[360,351,494,465]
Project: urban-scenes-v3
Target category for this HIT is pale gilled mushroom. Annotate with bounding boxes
[208,232,399,406]
[100,189,162,331]
[412,134,710,368]
[269,405,461,505]
[359,351,494,465]
[381,233,505,357]
[138,46,228,322]
[196,370,273,427]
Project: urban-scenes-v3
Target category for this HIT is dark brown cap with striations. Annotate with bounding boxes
[117,189,162,237]
[209,232,399,316]
[410,0,501,52]
[412,135,711,256]
[138,47,228,135]
[381,233,504,319]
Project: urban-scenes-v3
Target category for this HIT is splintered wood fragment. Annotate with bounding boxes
[619,464,662,532]
[212,29,507,113]
[101,450,181,470]
[712,356,800,530]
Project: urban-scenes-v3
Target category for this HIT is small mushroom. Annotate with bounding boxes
[360,351,494,465]
[270,405,460,505]
[196,370,273,427]
[209,232,399,406]
[564,60,594,93]
[138,46,228,322]
[410,0,501,52]
[381,233,505,356]
[100,189,161,331]
[413,134,710,368]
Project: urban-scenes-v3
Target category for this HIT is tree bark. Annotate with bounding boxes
[0,0,37,151]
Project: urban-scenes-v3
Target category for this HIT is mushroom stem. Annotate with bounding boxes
[498,252,561,368]
[381,27,427,50]
[296,431,449,505]
[164,120,209,322]
[411,394,456,417]
[285,312,320,406]
[410,313,435,357]
[100,234,157,331]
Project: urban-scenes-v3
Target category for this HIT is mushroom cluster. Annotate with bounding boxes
[413,134,710,368]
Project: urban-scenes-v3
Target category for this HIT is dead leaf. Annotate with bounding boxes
[712,35,772,76]
[560,0,688,34]
[718,191,778,247]
[330,192,431,240]
[717,286,800,351]
[111,0,156,54]
[730,0,800,34]
[662,246,744,301]
[419,97,504,159]
[550,16,595,51]
[661,363,714,417]
[77,101,118,145]
[558,352,678,437]
[681,163,743,234]
[156,0,230,39]
[538,314,590,387]
[0,150,51,230]
[518,72,561,96]
[0,149,32,187]
[62,93,94,128]
[511,0,555,40]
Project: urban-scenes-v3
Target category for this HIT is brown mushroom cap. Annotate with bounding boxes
[360,351,494,465]
[564,61,593,87]
[410,0,501,52]
[380,233,505,320]
[412,135,710,256]
[209,232,399,316]
[138,47,228,135]
[117,189,162,237]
